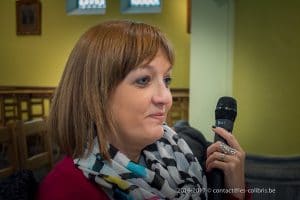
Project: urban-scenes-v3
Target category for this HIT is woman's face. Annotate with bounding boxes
[110,50,173,153]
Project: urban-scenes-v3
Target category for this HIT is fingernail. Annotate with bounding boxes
[212,125,216,129]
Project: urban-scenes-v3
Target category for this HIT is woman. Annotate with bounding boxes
[38,20,249,200]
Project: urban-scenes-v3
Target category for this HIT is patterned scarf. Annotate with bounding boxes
[74,125,208,200]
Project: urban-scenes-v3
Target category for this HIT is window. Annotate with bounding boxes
[66,0,106,15]
[121,0,162,14]
[130,0,160,7]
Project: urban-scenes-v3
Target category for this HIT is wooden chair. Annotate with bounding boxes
[16,119,53,179]
[0,123,19,179]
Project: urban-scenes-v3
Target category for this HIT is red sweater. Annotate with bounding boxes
[37,156,109,200]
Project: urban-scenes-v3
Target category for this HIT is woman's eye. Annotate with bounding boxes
[135,76,151,87]
[164,76,172,87]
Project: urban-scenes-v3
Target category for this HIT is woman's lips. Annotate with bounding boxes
[148,112,165,122]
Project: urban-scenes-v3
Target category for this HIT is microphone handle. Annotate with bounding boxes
[208,119,233,200]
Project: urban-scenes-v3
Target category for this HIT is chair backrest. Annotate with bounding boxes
[0,123,19,179]
[16,119,53,176]
[245,154,300,200]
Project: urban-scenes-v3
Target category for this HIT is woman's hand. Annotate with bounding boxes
[206,126,246,199]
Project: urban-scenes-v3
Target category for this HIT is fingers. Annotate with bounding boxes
[206,151,240,173]
[207,141,242,158]
[220,142,237,155]
[207,142,245,169]
[207,127,245,157]
[211,126,242,151]
[206,126,246,172]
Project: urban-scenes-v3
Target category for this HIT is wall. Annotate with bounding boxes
[190,0,300,156]
[233,0,300,155]
[189,0,234,141]
[0,0,189,88]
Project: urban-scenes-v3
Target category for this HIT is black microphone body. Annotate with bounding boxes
[214,96,237,143]
[208,96,237,200]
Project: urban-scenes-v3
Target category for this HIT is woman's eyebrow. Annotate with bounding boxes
[139,64,173,73]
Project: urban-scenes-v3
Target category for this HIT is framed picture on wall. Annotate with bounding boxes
[16,0,41,35]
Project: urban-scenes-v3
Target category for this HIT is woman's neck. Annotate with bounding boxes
[121,149,140,163]
[107,135,141,162]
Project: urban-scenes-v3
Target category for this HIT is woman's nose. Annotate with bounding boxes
[152,82,172,106]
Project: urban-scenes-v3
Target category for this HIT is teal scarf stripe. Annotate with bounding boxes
[127,161,147,177]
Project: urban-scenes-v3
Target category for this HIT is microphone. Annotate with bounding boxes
[209,96,237,200]
[214,96,237,142]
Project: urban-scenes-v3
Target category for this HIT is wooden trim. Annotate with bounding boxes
[187,0,191,34]
[0,86,55,126]
[168,88,189,126]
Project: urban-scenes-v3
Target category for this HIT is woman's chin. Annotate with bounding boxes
[144,125,164,143]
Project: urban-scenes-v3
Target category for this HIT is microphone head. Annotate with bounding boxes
[215,96,237,122]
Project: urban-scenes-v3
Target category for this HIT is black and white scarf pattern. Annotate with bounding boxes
[74,125,208,200]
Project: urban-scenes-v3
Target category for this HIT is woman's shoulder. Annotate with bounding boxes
[38,156,79,187]
[37,156,109,200]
